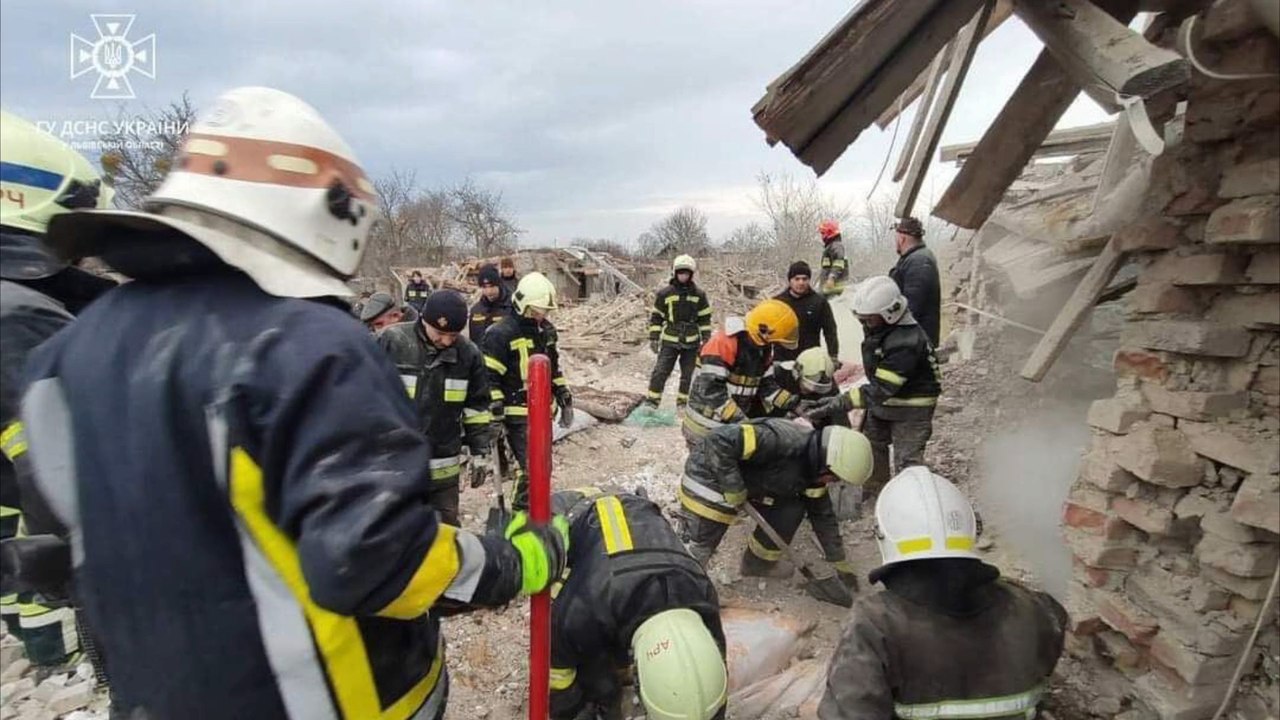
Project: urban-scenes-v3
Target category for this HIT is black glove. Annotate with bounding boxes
[650,338,661,354]
[469,451,493,489]
[804,394,848,421]
[556,389,574,428]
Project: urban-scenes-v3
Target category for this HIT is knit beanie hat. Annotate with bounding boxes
[422,290,468,333]
[787,261,812,280]
[478,264,501,287]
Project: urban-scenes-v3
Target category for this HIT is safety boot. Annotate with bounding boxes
[739,549,794,579]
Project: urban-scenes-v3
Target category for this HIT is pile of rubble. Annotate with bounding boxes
[0,631,108,720]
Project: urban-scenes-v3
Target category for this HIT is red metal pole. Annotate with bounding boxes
[526,354,553,720]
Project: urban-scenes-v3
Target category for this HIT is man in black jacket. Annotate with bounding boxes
[888,217,941,348]
[405,269,431,315]
[378,290,494,525]
[469,264,512,343]
[645,254,712,409]
[773,260,839,365]
[550,487,727,720]
[808,276,941,494]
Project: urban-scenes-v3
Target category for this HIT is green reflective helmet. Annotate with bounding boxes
[794,347,835,395]
[632,608,727,720]
[822,426,874,486]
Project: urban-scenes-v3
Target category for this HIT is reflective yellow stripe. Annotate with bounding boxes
[462,411,492,425]
[894,685,1044,719]
[228,447,381,719]
[847,388,865,409]
[1,421,27,461]
[550,667,577,691]
[429,464,462,481]
[484,355,508,374]
[698,307,713,316]
[831,258,847,269]
[377,525,461,619]
[595,497,634,555]
[400,375,418,399]
[883,396,938,407]
[678,487,737,525]
[803,486,828,498]
[741,424,758,460]
[897,537,933,555]
[17,601,53,618]
[510,338,534,381]
[0,505,19,518]
[946,536,974,551]
[748,535,782,561]
[443,390,466,403]
[504,406,529,417]
[821,257,831,268]
[874,367,906,386]
[490,388,505,401]
[552,376,568,387]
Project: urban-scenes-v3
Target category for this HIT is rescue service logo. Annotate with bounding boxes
[70,14,157,100]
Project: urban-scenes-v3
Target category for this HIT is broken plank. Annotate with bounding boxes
[892,42,951,183]
[940,121,1116,163]
[1014,0,1188,99]
[895,1,993,218]
[1021,236,1127,381]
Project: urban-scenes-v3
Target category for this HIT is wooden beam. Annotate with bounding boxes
[940,120,1116,163]
[794,0,984,176]
[892,43,951,182]
[1014,0,1189,98]
[1020,236,1127,381]
[875,0,1016,130]
[895,1,993,219]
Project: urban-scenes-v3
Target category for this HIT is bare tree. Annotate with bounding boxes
[754,171,849,264]
[98,93,197,209]
[449,178,521,257]
[848,193,957,276]
[360,171,458,276]
[574,238,632,259]
[720,222,773,254]
[638,206,712,258]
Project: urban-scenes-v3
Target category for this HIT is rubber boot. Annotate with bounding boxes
[739,549,794,579]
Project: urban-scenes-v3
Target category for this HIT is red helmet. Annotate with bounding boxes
[818,219,840,240]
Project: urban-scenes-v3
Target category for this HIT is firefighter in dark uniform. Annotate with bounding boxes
[819,468,1067,719]
[678,418,872,586]
[405,269,431,316]
[645,254,712,410]
[681,299,798,448]
[549,487,728,720]
[378,289,493,525]
[17,87,568,720]
[468,263,512,343]
[763,348,850,429]
[816,219,849,298]
[481,271,573,510]
[807,276,941,494]
[0,110,116,670]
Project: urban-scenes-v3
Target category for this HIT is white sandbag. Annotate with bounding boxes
[721,606,817,692]
[729,658,828,720]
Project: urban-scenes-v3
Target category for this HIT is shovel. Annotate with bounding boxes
[485,432,513,535]
[742,503,854,608]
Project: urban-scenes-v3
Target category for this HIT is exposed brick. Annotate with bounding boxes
[1220,159,1280,198]
[1209,290,1280,327]
[1114,348,1172,382]
[1097,630,1147,676]
[1080,450,1139,492]
[1112,424,1205,488]
[1231,473,1280,534]
[1202,564,1274,601]
[1064,528,1139,570]
[1124,320,1251,358]
[1064,582,1104,636]
[1134,670,1228,720]
[1179,421,1280,475]
[1087,397,1151,433]
[1149,412,1178,428]
[1142,252,1249,286]
[1140,383,1247,421]
[1078,560,1129,591]
[1228,595,1266,624]
[1202,507,1274,543]
[1095,589,1159,645]
[1197,532,1280,578]
[1115,221,1183,252]
[1149,631,1240,686]
[1188,581,1232,612]
[1063,502,1107,530]
[1206,195,1280,244]
[1129,283,1202,315]
[1254,365,1280,395]
[1246,251,1280,284]
[1174,491,1220,520]
[1113,496,1176,535]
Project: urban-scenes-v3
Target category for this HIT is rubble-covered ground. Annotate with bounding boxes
[0,324,1114,720]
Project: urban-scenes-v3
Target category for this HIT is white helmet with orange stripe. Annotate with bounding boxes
[47,87,379,298]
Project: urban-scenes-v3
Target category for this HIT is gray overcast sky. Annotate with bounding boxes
[1,1,1110,247]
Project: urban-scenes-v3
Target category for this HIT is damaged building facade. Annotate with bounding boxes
[753,0,1279,718]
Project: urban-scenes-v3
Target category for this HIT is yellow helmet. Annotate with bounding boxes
[672,254,696,273]
[1,110,111,235]
[744,298,799,349]
[795,347,835,394]
[632,609,727,720]
[822,426,874,485]
[513,271,557,315]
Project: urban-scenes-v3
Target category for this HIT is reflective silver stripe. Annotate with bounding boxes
[681,475,729,505]
[894,686,1044,719]
[429,455,461,469]
[699,365,730,379]
[683,408,724,430]
[443,530,486,603]
[207,406,339,720]
[21,379,83,567]
[400,374,418,398]
[444,378,468,390]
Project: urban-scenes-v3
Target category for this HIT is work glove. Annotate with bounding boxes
[722,488,747,507]
[469,451,492,489]
[832,559,860,591]
[649,338,661,354]
[803,394,849,422]
[504,511,570,595]
[830,356,843,371]
[556,391,574,429]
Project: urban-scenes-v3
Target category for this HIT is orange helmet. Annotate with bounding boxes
[744,299,799,349]
[818,219,840,240]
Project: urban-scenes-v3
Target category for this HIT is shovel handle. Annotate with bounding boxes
[741,502,808,572]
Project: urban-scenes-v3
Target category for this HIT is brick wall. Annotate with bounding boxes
[1063,5,1280,719]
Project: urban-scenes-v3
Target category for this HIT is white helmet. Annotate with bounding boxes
[873,467,979,572]
[852,276,910,325]
[672,254,696,274]
[47,87,379,298]
[794,347,835,395]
